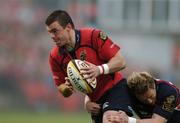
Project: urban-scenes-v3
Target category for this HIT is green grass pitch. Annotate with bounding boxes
[0,111,92,123]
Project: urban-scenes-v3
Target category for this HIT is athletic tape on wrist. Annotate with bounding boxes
[102,64,109,74]
[128,117,136,123]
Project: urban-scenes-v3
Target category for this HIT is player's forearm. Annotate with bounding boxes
[127,117,158,123]
[137,119,152,123]
[136,118,166,123]
[137,113,167,123]
[107,51,126,73]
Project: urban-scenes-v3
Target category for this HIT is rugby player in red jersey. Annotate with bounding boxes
[106,72,180,123]
[45,10,132,123]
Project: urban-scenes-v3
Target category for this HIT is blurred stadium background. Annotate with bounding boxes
[0,0,180,123]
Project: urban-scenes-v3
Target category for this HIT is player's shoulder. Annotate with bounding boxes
[49,46,59,58]
[79,27,101,36]
[80,27,109,42]
[78,27,100,44]
[156,79,179,97]
[80,27,100,32]
[156,79,178,90]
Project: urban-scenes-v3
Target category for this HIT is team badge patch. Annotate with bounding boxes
[162,95,176,112]
[99,31,108,41]
[80,50,87,60]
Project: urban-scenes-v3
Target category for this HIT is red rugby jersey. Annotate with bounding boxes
[49,28,123,101]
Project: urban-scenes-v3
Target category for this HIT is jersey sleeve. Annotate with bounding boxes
[49,53,65,86]
[92,29,120,61]
[153,86,179,120]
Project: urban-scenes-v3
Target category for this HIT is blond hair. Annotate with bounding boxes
[127,72,155,94]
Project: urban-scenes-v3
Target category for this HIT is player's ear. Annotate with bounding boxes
[66,23,72,31]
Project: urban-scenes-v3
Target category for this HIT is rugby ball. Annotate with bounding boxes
[67,59,97,94]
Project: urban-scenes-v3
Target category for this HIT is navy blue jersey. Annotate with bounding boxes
[92,79,133,123]
[131,79,180,121]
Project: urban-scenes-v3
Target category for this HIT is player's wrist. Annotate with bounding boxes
[98,64,109,75]
[128,117,137,123]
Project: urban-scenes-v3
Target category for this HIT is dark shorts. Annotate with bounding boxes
[91,78,133,123]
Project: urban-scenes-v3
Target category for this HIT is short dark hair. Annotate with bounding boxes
[45,10,75,29]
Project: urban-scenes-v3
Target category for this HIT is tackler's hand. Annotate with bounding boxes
[85,101,101,115]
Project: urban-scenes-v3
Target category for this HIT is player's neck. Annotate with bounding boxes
[65,30,75,52]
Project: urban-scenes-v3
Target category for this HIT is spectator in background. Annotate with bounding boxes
[45,10,133,123]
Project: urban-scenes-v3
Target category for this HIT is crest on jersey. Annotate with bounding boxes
[99,31,108,41]
[80,50,87,60]
[162,95,176,112]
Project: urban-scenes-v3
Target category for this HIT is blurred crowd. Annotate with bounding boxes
[0,0,97,112]
[0,0,53,111]
[0,0,179,112]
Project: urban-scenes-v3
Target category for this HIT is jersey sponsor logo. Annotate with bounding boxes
[99,31,108,41]
[103,102,109,109]
[162,95,176,112]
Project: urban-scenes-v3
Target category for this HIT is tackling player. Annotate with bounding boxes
[45,10,133,123]
[106,72,180,123]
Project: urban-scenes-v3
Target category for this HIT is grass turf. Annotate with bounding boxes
[0,111,92,123]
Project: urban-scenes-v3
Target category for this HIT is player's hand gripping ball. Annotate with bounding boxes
[67,59,97,94]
